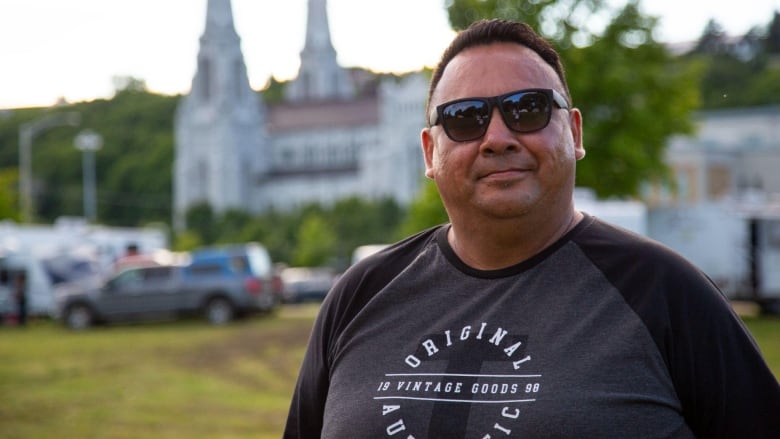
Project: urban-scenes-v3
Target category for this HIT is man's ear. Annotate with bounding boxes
[421,128,436,178]
[569,108,585,160]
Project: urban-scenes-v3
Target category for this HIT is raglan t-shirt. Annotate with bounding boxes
[284,214,780,438]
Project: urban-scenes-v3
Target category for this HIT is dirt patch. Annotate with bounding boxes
[173,313,315,390]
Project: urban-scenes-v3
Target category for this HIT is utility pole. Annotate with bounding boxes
[74,129,103,222]
[18,112,80,223]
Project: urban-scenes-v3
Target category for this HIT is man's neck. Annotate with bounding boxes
[447,209,583,271]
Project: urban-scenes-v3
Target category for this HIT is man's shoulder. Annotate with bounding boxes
[571,214,720,295]
[574,215,689,266]
[341,225,444,287]
[317,225,444,342]
[573,215,723,308]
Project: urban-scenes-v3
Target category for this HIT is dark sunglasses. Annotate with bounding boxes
[429,88,569,142]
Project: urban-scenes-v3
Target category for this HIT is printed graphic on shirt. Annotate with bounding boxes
[373,321,541,438]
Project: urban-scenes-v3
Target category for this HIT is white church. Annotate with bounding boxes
[173,0,429,230]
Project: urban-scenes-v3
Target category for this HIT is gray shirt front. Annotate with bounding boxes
[286,216,780,438]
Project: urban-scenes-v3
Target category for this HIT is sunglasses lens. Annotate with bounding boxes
[500,91,552,132]
[441,100,490,141]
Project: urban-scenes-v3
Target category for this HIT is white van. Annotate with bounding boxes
[351,244,390,265]
[0,252,54,317]
[0,249,101,318]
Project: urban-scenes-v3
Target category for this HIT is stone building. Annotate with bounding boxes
[173,0,428,230]
[645,105,780,207]
[643,105,780,303]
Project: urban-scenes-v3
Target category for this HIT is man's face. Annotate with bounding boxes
[421,43,584,224]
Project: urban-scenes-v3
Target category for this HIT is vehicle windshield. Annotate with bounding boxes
[247,248,272,277]
[43,255,101,284]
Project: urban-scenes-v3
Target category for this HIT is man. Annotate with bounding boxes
[285,19,779,438]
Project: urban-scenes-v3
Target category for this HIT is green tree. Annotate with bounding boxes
[444,0,699,197]
[742,68,780,106]
[692,52,756,108]
[683,13,780,110]
[692,19,727,55]
[214,209,253,243]
[446,0,607,42]
[185,202,217,244]
[249,209,300,264]
[291,212,338,267]
[172,229,203,251]
[0,168,20,221]
[767,11,780,54]
[261,76,288,104]
[330,196,403,264]
[27,90,178,226]
[398,179,449,237]
[568,3,699,195]
[111,75,149,94]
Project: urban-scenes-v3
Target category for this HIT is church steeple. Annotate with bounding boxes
[204,0,238,38]
[304,0,334,52]
[173,0,266,231]
[186,0,252,107]
[285,0,354,102]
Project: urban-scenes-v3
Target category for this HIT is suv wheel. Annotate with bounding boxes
[65,304,93,330]
[204,297,234,325]
[257,294,278,313]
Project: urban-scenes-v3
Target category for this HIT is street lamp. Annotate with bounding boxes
[18,112,80,222]
[74,129,103,222]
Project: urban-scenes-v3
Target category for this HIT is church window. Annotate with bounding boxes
[707,164,731,200]
[240,160,249,196]
[305,145,314,166]
[281,148,294,165]
[234,59,243,99]
[301,72,311,97]
[198,59,212,101]
[327,145,339,165]
[348,142,357,162]
[196,160,209,199]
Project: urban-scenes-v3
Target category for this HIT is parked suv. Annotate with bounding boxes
[53,243,283,329]
[186,242,283,318]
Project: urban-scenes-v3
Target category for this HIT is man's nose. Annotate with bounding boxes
[480,107,520,155]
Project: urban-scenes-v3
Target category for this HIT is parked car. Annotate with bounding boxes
[53,244,283,329]
[112,248,189,273]
[279,266,337,303]
[188,242,283,307]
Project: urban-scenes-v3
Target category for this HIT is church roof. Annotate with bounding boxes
[267,97,379,133]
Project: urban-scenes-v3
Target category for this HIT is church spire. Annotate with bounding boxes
[173,0,266,231]
[184,0,255,108]
[285,0,354,102]
[204,0,238,38]
[304,0,334,51]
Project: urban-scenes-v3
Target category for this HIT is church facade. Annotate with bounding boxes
[173,0,429,230]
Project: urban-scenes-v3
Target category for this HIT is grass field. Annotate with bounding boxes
[0,306,777,438]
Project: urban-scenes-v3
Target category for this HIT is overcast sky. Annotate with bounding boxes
[0,0,777,109]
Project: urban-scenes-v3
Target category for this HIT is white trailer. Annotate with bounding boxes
[647,203,780,313]
[0,217,168,317]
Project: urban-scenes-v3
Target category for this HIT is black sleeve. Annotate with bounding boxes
[579,219,780,438]
[283,291,335,438]
[283,227,440,438]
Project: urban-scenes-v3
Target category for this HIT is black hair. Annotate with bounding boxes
[426,19,570,124]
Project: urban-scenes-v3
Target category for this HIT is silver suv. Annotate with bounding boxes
[54,243,283,329]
